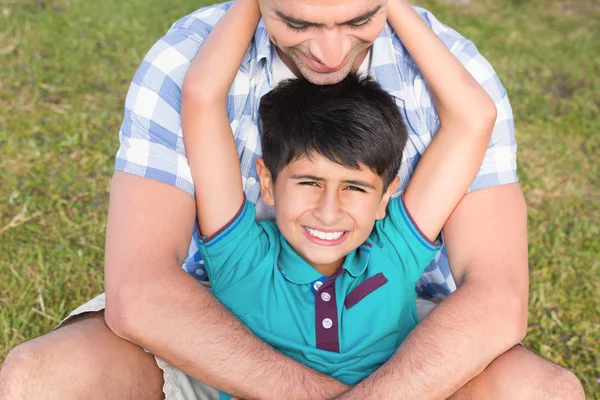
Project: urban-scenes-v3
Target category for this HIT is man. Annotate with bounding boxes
[0,0,584,399]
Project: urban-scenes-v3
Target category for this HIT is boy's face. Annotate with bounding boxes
[257,153,398,276]
[259,0,388,85]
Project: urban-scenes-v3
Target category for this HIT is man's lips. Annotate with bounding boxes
[298,51,347,73]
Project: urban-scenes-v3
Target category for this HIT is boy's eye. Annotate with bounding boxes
[345,185,366,193]
[298,181,319,187]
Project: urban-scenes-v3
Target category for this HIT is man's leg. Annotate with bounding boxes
[448,345,585,400]
[0,311,164,400]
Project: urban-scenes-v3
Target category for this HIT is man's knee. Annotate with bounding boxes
[0,339,60,398]
[547,365,585,400]
[0,314,117,399]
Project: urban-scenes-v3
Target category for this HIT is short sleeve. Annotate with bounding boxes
[198,200,271,292]
[408,8,518,192]
[373,194,442,285]
[115,26,209,197]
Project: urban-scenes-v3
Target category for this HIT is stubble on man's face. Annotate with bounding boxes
[259,0,388,85]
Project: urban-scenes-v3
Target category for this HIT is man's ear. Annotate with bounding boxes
[375,176,400,220]
[256,158,275,206]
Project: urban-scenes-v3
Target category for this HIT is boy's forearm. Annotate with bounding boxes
[387,0,494,126]
[185,0,260,104]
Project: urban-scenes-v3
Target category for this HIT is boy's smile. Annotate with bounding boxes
[257,152,398,276]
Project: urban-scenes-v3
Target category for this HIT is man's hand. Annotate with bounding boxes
[336,183,528,399]
[103,172,349,399]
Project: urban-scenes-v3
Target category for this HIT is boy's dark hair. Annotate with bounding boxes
[259,73,407,190]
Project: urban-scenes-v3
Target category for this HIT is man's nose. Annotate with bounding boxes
[313,189,344,226]
[309,29,352,69]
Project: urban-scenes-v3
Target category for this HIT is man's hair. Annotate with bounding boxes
[259,73,408,190]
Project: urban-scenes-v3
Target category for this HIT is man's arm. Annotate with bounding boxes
[336,182,528,399]
[104,171,349,399]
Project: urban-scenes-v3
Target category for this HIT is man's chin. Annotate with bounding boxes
[301,70,350,85]
[297,63,354,86]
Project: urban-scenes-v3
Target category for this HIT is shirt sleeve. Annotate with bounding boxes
[114,4,232,197]
[408,8,518,192]
[374,194,442,286]
[197,200,271,292]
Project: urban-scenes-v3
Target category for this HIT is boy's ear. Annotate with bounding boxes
[375,176,400,220]
[256,158,275,206]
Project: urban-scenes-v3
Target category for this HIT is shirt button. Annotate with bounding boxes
[322,318,333,329]
[313,281,323,291]
[321,292,331,302]
[247,177,257,186]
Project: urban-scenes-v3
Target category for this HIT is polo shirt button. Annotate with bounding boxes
[247,177,257,186]
[322,318,333,329]
[321,292,331,302]
[313,281,323,291]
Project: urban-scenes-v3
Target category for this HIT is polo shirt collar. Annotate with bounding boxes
[277,235,372,284]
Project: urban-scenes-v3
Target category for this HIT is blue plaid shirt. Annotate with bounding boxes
[115,2,517,298]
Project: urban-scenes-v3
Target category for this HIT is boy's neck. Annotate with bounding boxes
[310,257,345,277]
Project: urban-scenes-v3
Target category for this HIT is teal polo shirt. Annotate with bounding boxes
[198,194,441,393]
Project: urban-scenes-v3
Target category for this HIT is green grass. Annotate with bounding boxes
[1,0,599,397]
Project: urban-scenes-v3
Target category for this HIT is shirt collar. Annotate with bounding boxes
[252,21,405,101]
[369,22,406,102]
[277,235,372,284]
[247,18,273,80]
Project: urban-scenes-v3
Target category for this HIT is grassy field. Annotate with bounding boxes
[1,0,599,397]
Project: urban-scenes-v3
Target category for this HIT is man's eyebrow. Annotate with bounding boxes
[275,11,324,28]
[275,4,383,28]
[341,4,383,25]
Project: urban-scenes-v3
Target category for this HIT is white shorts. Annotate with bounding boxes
[57,292,437,400]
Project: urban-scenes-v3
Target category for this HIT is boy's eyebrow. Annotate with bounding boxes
[291,175,377,190]
[275,4,383,28]
[291,174,325,181]
[342,179,377,190]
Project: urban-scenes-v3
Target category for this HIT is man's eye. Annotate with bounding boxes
[349,17,373,30]
[286,22,308,32]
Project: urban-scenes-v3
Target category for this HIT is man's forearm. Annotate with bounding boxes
[106,267,348,400]
[336,279,527,399]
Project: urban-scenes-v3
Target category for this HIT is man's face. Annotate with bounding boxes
[257,153,397,276]
[259,0,388,85]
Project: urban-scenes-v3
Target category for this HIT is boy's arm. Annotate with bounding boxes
[181,0,260,237]
[387,0,497,241]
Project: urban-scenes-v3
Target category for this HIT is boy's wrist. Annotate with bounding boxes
[387,0,413,20]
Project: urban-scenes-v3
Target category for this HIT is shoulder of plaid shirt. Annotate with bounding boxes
[107,1,529,398]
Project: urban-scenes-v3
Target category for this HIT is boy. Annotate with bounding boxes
[181,0,496,396]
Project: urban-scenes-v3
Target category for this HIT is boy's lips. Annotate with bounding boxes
[302,226,349,247]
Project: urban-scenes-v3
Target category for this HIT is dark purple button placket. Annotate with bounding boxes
[315,268,344,353]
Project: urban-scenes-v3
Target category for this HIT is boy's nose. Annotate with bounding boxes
[313,190,344,226]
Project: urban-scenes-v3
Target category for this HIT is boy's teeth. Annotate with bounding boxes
[306,228,344,241]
